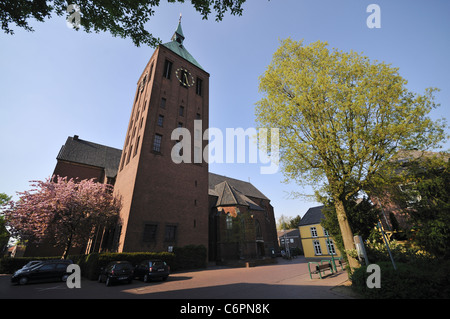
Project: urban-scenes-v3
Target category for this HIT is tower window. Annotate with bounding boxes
[143,224,158,242]
[157,115,164,127]
[179,105,184,116]
[160,98,166,109]
[196,78,203,96]
[163,60,173,79]
[153,134,162,152]
[133,136,140,157]
[165,225,177,242]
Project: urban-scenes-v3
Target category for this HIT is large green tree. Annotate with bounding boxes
[0,0,246,47]
[255,39,447,269]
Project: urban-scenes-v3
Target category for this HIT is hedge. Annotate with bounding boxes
[1,245,207,280]
[351,259,450,299]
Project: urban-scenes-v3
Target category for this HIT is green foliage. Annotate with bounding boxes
[405,157,450,258]
[255,38,447,267]
[320,196,381,259]
[0,0,247,47]
[351,260,450,299]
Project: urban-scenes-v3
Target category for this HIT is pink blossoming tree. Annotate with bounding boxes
[5,176,122,259]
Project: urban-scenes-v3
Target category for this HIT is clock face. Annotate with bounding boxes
[175,68,195,88]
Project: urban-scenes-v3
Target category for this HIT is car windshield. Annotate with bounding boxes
[152,261,166,267]
[115,263,132,270]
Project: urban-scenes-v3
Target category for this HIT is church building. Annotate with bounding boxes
[25,20,278,263]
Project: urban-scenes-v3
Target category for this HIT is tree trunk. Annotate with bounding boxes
[62,234,73,260]
[334,198,360,270]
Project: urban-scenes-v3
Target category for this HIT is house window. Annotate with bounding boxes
[326,239,337,255]
[310,227,318,237]
[157,115,164,127]
[153,134,162,152]
[163,60,173,79]
[143,224,157,242]
[160,98,166,109]
[165,225,177,242]
[196,78,203,96]
[313,240,322,255]
[323,227,330,236]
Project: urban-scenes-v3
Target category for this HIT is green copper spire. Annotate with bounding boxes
[171,13,185,44]
[162,15,203,70]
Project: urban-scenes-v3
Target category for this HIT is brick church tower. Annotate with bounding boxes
[113,20,210,253]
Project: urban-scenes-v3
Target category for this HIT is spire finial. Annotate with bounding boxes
[179,13,182,24]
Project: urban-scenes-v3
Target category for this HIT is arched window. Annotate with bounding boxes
[255,219,262,238]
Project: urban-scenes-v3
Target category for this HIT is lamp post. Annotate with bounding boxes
[325,231,337,272]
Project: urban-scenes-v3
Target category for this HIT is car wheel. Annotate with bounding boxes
[19,277,28,285]
[105,276,111,287]
[162,276,168,281]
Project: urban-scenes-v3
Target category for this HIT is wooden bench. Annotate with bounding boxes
[308,262,333,279]
[320,258,345,272]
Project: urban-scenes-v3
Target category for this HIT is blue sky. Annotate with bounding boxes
[1,0,449,222]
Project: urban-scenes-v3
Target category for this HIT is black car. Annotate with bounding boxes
[98,261,134,286]
[134,260,170,282]
[11,259,73,285]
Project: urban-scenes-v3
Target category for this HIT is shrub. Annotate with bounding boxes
[351,259,450,298]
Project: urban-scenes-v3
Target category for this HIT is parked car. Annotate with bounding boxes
[11,259,73,285]
[98,261,134,286]
[134,260,170,282]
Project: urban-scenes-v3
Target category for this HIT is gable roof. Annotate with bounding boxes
[56,136,122,178]
[213,180,264,211]
[209,173,269,200]
[298,205,325,227]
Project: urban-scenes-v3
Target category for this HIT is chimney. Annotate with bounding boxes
[73,135,79,140]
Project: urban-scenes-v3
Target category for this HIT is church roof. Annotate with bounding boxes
[55,137,271,205]
[208,173,269,201]
[212,180,264,211]
[56,135,122,178]
[161,21,204,71]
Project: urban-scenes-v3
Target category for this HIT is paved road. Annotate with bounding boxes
[0,257,352,300]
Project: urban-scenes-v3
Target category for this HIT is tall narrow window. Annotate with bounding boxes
[160,98,166,109]
[179,105,184,116]
[153,134,162,152]
[196,78,203,96]
[313,240,322,255]
[165,225,177,241]
[326,239,336,255]
[163,60,172,79]
[133,136,140,157]
[143,224,157,242]
[310,227,318,237]
[157,115,164,127]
